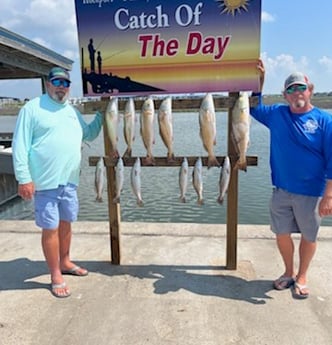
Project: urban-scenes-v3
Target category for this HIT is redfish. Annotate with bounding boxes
[199,93,219,168]
[231,92,251,171]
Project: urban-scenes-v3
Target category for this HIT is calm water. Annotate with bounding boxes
[1,112,332,226]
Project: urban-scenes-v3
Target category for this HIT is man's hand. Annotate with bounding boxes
[18,182,35,200]
[257,59,265,92]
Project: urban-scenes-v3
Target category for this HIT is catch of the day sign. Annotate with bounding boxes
[116,4,230,60]
[74,0,261,96]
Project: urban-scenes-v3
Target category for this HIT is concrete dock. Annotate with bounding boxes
[0,220,332,345]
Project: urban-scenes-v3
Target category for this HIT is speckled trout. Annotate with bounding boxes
[217,156,231,205]
[192,157,204,205]
[179,157,189,203]
[131,157,143,206]
[95,157,105,202]
[113,157,124,203]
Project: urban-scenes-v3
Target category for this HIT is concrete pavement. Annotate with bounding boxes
[0,220,332,345]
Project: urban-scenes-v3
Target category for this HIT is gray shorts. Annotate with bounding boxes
[269,188,321,242]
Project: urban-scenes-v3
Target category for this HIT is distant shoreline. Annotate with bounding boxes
[1,94,332,115]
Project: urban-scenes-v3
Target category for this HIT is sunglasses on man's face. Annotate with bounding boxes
[285,84,307,94]
[50,79,71,88]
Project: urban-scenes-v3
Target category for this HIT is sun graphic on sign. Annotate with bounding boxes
[216,0,250,16]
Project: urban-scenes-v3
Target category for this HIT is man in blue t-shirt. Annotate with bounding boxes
[250,60,332,299]
[13,67,103,298]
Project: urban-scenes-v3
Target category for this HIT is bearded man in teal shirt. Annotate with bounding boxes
[13,67,103,298]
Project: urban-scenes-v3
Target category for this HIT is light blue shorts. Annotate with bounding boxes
[269,188,321,242]
[34,183,79,230]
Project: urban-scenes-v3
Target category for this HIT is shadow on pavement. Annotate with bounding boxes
[0,258,274,304]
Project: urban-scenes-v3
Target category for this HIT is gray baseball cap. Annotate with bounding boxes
[284,72,309,90]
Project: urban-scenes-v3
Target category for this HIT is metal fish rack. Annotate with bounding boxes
[87,93,259,268]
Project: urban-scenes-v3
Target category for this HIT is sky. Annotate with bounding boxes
[0,0,332,99]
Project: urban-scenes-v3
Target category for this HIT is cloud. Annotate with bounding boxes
[0,0,78,56]
[319,56,332,73]
[262,53,309,75]
[261,11,275,23]
[260,52,312,94]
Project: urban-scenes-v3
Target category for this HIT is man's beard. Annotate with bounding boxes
[54,91,68,103]
[292,99,305,108]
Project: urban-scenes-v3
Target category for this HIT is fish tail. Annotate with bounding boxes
[144,155,155,166]
[113,196,120,204]
[96,196,103,202]
[207,156,220,169]
[197,198,204,206]
[234,159,247,172]
[179,196,186,203]
[137,199,144,207]
[167,152,176,163]
[111,149,120,159]
[123,147,132,158]
[217,196,224,205]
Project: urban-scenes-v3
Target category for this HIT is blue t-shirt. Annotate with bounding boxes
[250,94,332,196]
[12,93,103,191]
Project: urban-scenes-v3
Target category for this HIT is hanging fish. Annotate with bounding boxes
[158,96,175,162]
[123,97,136,158]
[192,157,204,205]
[231,92,251,171]
[95,156,105,202]
[105,97,119,158]
[131,157,143,206]
[217,156,231,205]
[140,97,155,165]
[199,93,219,169]
[179,157,189,203]
[113,157,124,203]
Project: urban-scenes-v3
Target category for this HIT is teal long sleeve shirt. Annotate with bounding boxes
[12,93,103,191]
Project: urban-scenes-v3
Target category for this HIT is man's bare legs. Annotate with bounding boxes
[275,233,316,295]
[276,234,295,278]
[295,236,316,295]
[42,220,88,296]
[41,225,70,297]
[59,220,88,275]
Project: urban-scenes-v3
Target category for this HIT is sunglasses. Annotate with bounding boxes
[50,79,71,88]
[285,84,307,94]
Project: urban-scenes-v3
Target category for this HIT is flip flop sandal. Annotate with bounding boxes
[293,282,309,299]
[61,265,88,276]
[51,282,71,298]
[273,275,295,290]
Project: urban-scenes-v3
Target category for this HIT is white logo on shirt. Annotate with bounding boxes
[303,119,318,134]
